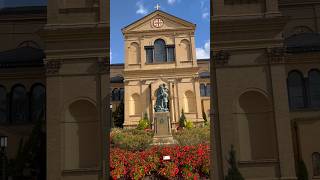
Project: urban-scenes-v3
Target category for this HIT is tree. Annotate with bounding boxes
[113,100,124,128]
[202,111,208,124]
[179,109,186,128]
[8,118,46,180]
[225,145,245,180]
[296,159,309,180]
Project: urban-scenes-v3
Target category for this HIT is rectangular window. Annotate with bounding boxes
[167,46,175,62]
[145,47,153,63]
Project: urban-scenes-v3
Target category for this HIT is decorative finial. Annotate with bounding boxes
[155,3,160,10]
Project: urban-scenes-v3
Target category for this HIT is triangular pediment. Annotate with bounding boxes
[122,10,195,34]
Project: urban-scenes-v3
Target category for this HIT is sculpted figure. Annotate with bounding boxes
[154,84,169,112]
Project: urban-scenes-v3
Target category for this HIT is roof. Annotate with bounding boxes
[0,6,46,15]
[122,10,196,33]
[0,46,45,68]
[285,33,320,53]
[111,76,124,83]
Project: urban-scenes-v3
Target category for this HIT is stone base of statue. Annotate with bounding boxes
[152,112,178,146]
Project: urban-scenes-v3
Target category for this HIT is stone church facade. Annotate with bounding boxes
[119,10,210,128]
[212,0,320,179]
[0,0,319,180]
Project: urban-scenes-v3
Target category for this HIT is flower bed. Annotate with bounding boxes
[110,144,210,180]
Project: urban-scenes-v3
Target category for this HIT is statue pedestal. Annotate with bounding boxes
[152,112,178,145]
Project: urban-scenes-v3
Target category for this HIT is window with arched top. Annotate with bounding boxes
[129,42,140,64]
[313,152,320,176]
[145,39,175,64]
[154,39,166,62]
[11,85,29,123]
[0,86,7,124]
[180,39,191,61]
[30,84,46,122]
[184,91,196,113]
[130,93,140,115]
[308,70,320,108]
[287,71,306,109]
[112,89,120,101]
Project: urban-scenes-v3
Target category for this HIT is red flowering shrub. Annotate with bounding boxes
[110,143,210,179]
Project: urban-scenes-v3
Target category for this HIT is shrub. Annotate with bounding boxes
[202,111,208,123]
[185,120,194,129]
[173,126,210,146]
[136,112,150,130]
[137,118,149,130]
[113,100,124,128]
[225,145,244,180]
[179,109,186,128]
[296,159,309,180]
[111,128,153,151]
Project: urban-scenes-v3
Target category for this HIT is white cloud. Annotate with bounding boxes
[136,1,148,15]
[196,40,210,59]
[168,0,176,5]
[200,0,209,20]
[110,49,113,63]
[202,12,209,19]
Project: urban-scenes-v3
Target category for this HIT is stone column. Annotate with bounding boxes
[194,77,202,121]
[46,60,62,180]
[270,64,297,179]
[169,81,175,125]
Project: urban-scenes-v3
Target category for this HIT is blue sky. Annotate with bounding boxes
[111,0,210,64]
[0,0,47,7]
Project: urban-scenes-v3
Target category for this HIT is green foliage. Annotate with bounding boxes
[185,120,194,129]
[8,119,46,179]
[202,111,208,123]
[111,128,153,151]
[225,145,245,180]
[173,126,210,146]
[179,109,186,128]
[296,159,309,180]
[137,117,150,130]
[113,100,124,128]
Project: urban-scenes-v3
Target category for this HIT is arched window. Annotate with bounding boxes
[308,70,320,108]
[184,91,196,113]
[313,152,320,176]
[11,85,29,123]
[287,71,306,109]
[112,89,119,101]
[130,93,140,115]
[154,39,166,62]
[0,86,7,124]
[30,84,46,122]
[200,84,206,97]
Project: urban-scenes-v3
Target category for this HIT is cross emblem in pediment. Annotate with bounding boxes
[153,18,164,28]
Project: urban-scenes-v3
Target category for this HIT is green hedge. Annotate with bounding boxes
[110,128,153,151]
[173,126,210,146]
